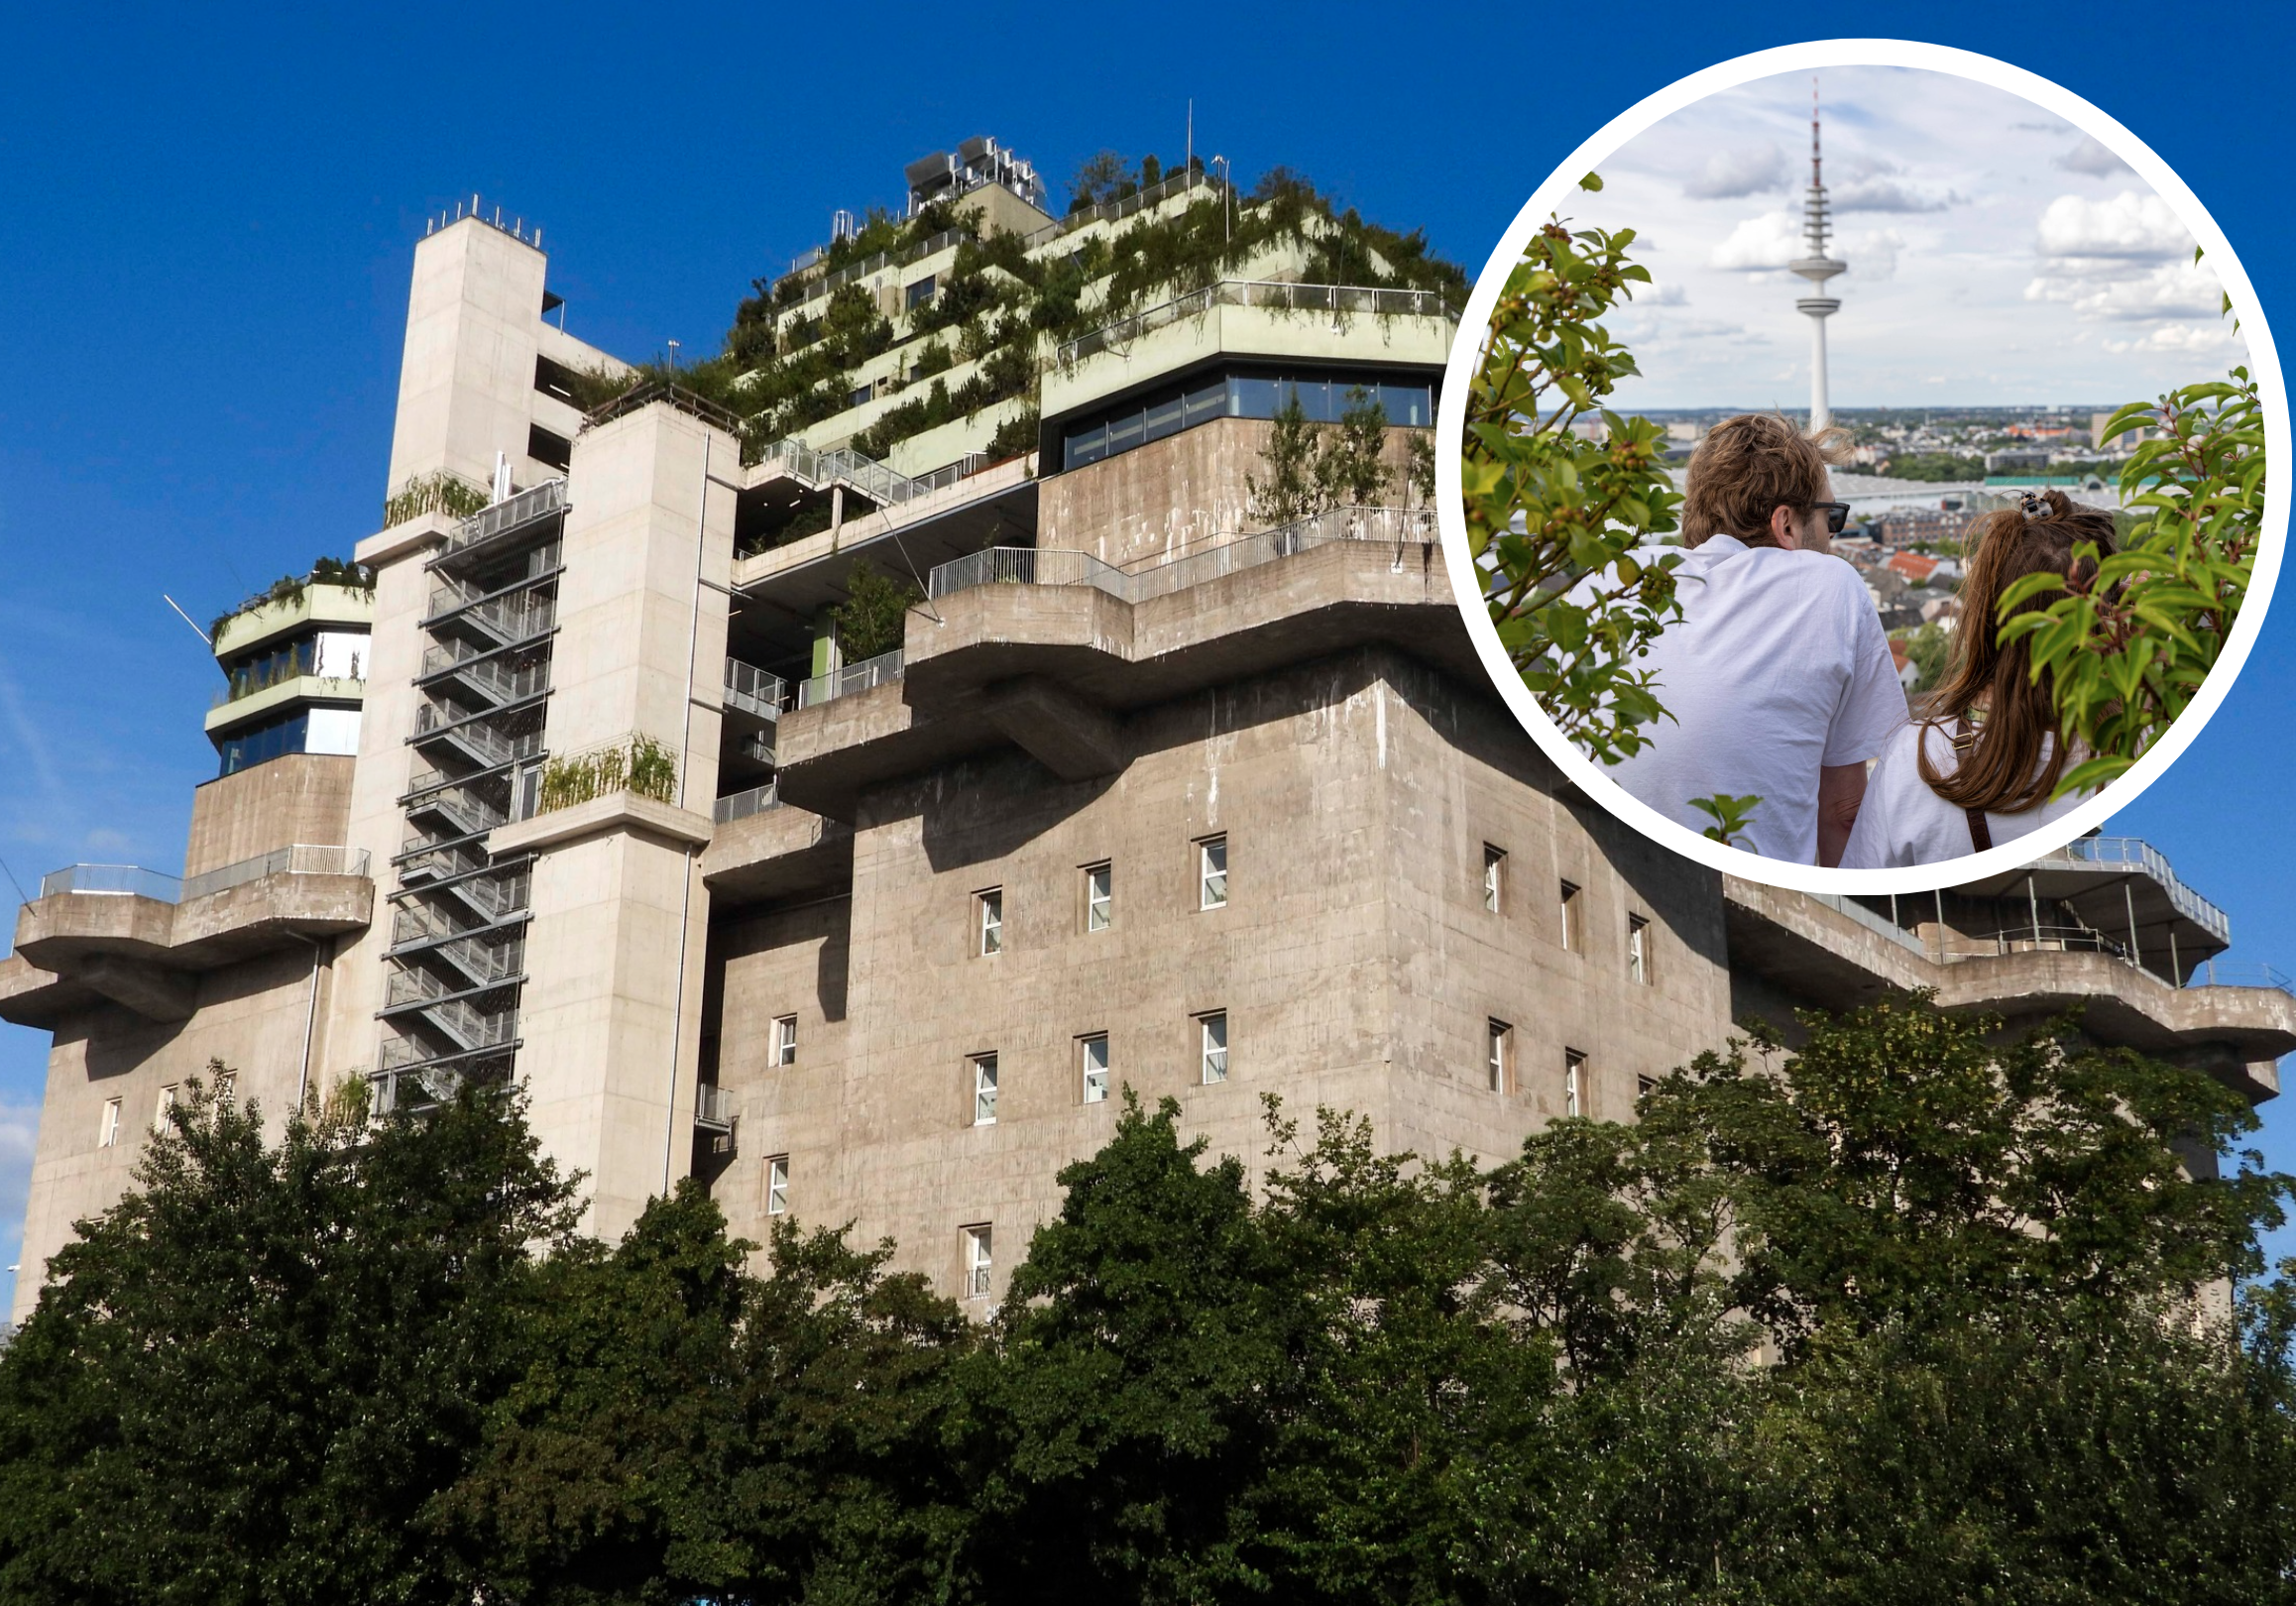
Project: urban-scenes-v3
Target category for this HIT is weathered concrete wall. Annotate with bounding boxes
[1038,417,1428,569]
[707,646,1740,1303]
[184,754,355,878]
[11,942,334,1324]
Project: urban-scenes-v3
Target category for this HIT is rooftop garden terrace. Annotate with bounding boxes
[208,557,376,646]
[563,156,1466,474]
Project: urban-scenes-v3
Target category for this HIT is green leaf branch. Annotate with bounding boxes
[1462,202,1685,763]
[1997,364,2264,798]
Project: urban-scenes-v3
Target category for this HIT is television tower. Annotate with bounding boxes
[1789,79,1846,432]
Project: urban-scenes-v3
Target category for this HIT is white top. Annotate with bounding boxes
[1840,722,2086,868]
[1593,535,1907,863]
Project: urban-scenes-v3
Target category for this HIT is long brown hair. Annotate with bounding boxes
[1918,489,2118,813]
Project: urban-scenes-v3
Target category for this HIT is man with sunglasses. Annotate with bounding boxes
[1593,413,1905,865]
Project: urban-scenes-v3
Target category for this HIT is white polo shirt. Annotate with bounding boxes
[1840,723,2085,868]
[1592,535,1907,862]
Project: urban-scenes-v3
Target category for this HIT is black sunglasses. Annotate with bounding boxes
[1810,501,1852,534]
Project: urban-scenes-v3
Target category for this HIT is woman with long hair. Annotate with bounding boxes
[1841,489,2119,867]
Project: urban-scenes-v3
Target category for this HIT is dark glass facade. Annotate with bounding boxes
[1062,367,1436,471]
[216,710,310,776]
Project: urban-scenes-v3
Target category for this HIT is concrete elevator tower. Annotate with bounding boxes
[1789,79,1846,432]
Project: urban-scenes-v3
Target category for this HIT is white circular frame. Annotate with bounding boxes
[1435,39,2287,895]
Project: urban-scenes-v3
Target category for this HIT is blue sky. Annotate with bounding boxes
[0,2,2290,1302]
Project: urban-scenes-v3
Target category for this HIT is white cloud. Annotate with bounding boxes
[2056,135,2132,176]
[1710,210,1803,271]
[2026,258,2221,321]
[2103,322,2240,354]
[1833,175,1954,212]
[2035,190,2189,261]
[1684,144,1787,199]
[1645,283,1688,306]
[1841,227,1904,282]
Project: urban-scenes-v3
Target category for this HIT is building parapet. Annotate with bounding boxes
[798,649,904,710]
[928,505,1436,608]
[9,849,374,1024]
[1055,279,1455,371]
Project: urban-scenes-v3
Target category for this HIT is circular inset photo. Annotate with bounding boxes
[1438,41,2285,894]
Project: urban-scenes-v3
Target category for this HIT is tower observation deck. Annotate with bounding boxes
[1789,79,1846,432]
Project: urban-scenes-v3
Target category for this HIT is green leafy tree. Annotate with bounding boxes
[966,1094,1292,1602]
[1463,175,1684,763]
[0,1073,580,1606]
[2004,352,2265,797]
[1247,393,1333,525]
[436,1186,975,1605]
[829,559,921,662]
[1312,386,1396,508]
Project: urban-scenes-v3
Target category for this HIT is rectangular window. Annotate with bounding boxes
[1085,861,1112,931]
[154,1085,178,1133]
[905,274,937,310]
[766,1155,790,1216]
[772,1014,797,1067]
[848,383,873,409]
[1483,845,1506,913]
[1199,836,1228,910]
[963,1224,993,1299]
[1637,1074,1658,1099]
[99,1097,121,1148]
[1201,1012,1228,1084]
[1559,881,1581,952]
[1565,1049,1587,1118]
[972,1054,998,1126]
[1081,1034,1109,1103]
[1488,1019,1512,1093]
[977,888,1003,956]
[1628,915,1652,985]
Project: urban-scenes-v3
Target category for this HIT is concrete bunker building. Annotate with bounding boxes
[5,148,2289,1322]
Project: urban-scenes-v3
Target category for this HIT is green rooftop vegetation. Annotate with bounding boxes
[571,156,1465,470]
[208,557,375,644]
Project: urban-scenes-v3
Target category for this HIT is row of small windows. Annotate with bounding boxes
[1481,847,1653,984]
[1062,369,1436,471]
[973,837,1223,957]
[1485,1029,1658,1115]
[969,1011,1228,1123]
[97,1077,234,1148]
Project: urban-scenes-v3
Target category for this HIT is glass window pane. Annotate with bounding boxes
[1144,393,1184,442]
[1202,1014,1227,1083]
[1229,376,1279,418]
[1185,380,1227,427]
[1065,421,1107,469]
[1106,408,1145,454]
[1381,384,1431,427]
[1082,1036,1108,1103]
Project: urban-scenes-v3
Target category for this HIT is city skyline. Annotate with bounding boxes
[1570,65,2248,410]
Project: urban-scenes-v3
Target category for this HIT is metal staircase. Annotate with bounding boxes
[377,478,565,1108]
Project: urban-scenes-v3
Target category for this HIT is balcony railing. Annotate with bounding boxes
[2038,836,2233,944]
[712,782,780,824]
[1021,167,1223,249]
[1055,279,1455,369]
[2187,960,2296,994]
[179,844,370,903]
[724,658,785,720]
[434,479,568,563]
[786,226,973,311]
[37,864,183,902]
[796,649,903,709]
[423,542,561,623]
[928,507,1437,607]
